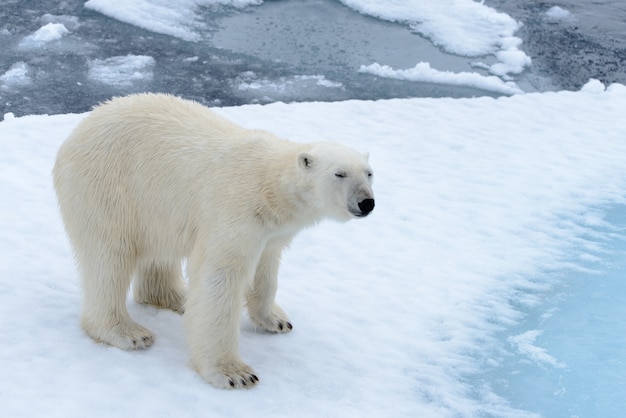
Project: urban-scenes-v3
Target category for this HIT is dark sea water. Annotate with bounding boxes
[1,0,625,118]
[485,0,626,90]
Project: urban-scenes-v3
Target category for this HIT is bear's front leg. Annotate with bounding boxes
[247,241,293,333]
[185,251,259,389]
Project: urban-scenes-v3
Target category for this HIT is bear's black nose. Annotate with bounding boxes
[358,198,375,215]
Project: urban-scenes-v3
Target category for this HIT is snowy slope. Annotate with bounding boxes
[1,82,626,417]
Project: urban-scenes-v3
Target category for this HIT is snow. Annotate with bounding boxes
[2,81,626,417]
[87,55,156,88]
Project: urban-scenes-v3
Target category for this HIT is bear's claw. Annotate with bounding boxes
[277,321,293,331]
[198,360,259,389]
[249,304,293,334]
[83,317,155,350]
[131,335,154,349]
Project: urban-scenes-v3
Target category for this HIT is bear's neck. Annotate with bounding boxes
[257,148,320,230]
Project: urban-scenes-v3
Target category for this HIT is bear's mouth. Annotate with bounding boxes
[350,209,371,218]
[349,208,362,217]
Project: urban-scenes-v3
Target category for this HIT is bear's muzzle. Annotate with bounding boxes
[356,198,375,217]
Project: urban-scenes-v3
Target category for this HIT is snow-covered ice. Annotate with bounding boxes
[40,14,81,31]
[17,22,69,49]
[359,62,523,95]
[234,73,344,102]
[0,62,32,91]
[545,6,573,22]
[87,55,156,88]
[340,0,530,72]
[84,0,263,42]
[2,81,626,417]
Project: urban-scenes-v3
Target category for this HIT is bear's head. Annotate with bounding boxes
[297,142,374,222]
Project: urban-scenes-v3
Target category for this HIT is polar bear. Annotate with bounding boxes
[53,93,374,389]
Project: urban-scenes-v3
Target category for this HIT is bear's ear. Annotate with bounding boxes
[362,151,370,161]
[298,152,314,169]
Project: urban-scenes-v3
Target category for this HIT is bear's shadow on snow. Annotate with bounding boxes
[126,299,289,350]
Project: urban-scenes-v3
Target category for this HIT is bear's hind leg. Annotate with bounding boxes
[134,259,186,313]
[79,250,154,350]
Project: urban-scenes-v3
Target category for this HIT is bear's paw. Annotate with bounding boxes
[199,360,259,389]
[83,319,155,350]
[249,304,293,334]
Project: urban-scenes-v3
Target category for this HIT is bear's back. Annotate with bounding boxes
[69,93,246,152]
[56,94,291,184]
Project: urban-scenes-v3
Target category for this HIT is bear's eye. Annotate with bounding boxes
[335,172,347,178]
[367,171,373,177]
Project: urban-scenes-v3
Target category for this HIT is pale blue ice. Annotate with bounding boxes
[489,205,626,417]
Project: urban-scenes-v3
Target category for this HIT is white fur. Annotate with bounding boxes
[53,93,374,389]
